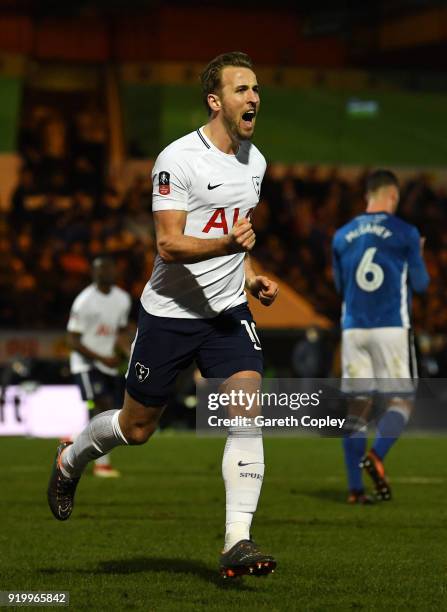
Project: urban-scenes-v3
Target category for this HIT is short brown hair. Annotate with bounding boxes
[366,169,399,195]
[200,51,254,115]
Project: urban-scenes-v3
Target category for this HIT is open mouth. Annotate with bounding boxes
[241,109,256,124]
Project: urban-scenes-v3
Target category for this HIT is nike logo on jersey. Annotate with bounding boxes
[207,182,223,190]
[238,461,263,467]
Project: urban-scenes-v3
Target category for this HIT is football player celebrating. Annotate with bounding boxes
[48,52,278,578]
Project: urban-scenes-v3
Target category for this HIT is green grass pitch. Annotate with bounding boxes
[0,435,445,611]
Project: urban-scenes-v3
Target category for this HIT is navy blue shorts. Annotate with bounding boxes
[74,368,123,408]
[126,303,263,406]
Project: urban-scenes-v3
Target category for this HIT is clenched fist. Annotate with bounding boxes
[247,275,279,306]
[227,218,256,253]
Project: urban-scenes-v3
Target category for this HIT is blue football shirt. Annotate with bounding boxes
[332,212,429,329]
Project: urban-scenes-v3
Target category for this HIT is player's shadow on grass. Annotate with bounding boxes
[40,557,254,591]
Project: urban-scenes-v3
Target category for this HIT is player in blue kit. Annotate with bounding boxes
[47,52,278,578]
[332,169,429,503]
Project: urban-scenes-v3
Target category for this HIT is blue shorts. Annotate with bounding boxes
[126,303,263,406]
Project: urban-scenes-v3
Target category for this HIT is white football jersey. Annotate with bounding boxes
[140,126,266,319]
[67,284,131,375]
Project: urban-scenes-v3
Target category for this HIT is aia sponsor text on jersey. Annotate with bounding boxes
[202,207,254,234]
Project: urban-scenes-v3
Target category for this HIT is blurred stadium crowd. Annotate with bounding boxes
[1,104,155,327]
[2,105,447,373]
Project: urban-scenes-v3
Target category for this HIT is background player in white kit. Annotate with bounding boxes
[48,52,279,578]
[67,256,131,477]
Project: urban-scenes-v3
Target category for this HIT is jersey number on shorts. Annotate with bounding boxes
[241,320,262,351]
[355,247,384,292]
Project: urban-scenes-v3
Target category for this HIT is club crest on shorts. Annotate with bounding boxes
[252,176,260,196]
[159,171,170,195]
[135,362,150,382]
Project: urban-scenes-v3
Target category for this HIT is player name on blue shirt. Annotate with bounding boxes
[344,222,392,242]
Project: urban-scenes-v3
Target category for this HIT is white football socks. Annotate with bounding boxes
[222,426,264,552]
[60,410,128,478]
[94,454,111,467]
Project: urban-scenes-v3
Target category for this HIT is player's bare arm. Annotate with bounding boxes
[244,254,279,306]
[66,331,120,368]
[155,210,255,264]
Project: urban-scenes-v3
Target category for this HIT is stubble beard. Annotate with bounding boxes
[222,108,253,143]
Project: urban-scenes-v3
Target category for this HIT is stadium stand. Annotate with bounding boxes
[2,153,442,340]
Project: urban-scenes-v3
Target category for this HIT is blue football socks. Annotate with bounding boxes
[343,433,367,492]
[372,408,408,460]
